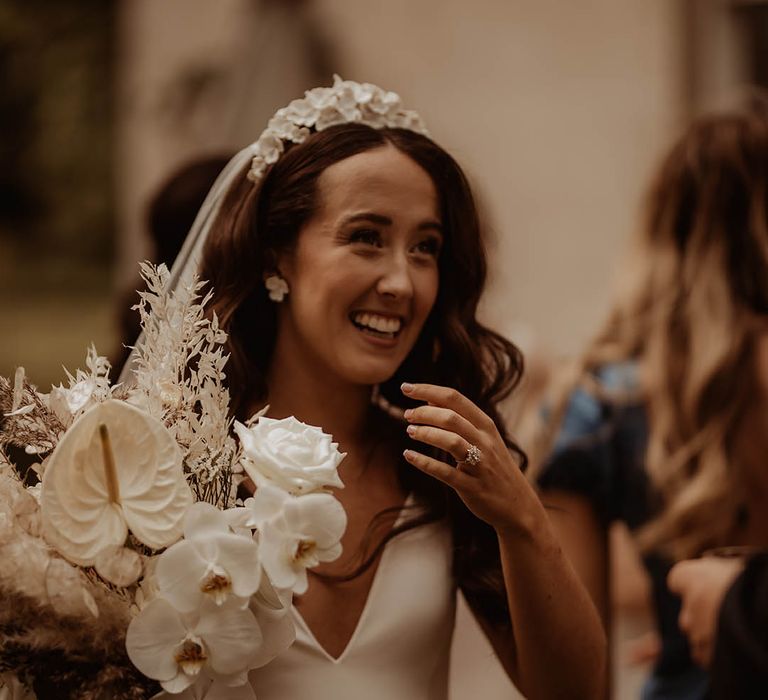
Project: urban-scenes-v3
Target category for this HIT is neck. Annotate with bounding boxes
[263,342,373,457]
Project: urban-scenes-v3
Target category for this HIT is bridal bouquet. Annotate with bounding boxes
[0,263,347,700]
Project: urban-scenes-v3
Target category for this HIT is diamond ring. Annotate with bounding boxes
[463,444,482,467]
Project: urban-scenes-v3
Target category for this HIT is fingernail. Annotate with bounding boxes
[403,449,414,459]
[406,425,416,436]
[403,408,413,420]
[401,382,414,394]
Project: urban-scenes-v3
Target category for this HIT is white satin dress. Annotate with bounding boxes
[249,499,456,699]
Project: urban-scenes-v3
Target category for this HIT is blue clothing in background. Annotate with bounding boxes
[538,362,708,700]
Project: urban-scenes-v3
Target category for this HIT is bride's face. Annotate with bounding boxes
[276,144,442,386]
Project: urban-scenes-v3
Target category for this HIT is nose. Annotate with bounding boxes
[376,250,414,300]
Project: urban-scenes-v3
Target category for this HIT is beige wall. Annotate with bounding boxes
[313,0,685,356]
[115,0,323,289]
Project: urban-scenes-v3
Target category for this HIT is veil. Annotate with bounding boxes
[117,76,428,386]
[117,145,256,385]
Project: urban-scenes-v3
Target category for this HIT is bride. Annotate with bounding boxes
[162,77,605,699]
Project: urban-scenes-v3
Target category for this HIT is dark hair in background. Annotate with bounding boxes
[147,155,234,269]
[200,124,525,629]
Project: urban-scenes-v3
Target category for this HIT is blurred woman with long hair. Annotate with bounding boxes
[533,93,768,699]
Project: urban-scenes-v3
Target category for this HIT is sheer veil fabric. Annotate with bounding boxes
[118,145,256,385]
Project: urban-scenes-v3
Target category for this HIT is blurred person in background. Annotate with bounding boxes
[110,154,232,376]
[668,552,768,698]
[137,77,607,699]
[529,93,768,699]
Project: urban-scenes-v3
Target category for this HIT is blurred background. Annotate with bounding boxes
[1,0,766,697]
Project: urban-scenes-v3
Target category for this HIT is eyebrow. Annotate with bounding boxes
[341,212,443,234]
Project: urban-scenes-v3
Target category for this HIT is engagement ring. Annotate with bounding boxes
[463,444,482,467]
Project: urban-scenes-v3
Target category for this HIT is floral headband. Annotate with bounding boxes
[246,75,430,182]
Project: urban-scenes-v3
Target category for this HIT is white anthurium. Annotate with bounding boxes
[40,400,192,566]
[234,416,345,495]
[248,484,347,594]
[126,596,263,694]
[155,502,261,613]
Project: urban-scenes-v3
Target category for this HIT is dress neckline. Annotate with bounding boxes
[291,492,415,664]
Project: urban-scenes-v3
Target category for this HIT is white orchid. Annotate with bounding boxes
[155,501,261,612]
[40,400,192,566]
[126,597,262,694]
[235,416,345,495]
[246,575,296,670]
[245,483,347,594]
[155,675,257,700]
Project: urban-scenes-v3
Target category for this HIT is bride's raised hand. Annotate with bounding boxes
[401,382,531,535]
[401,382,608,698]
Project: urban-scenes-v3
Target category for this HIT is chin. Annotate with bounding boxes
[339,358,403,387]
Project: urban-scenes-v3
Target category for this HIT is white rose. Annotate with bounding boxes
[234,417,345,494]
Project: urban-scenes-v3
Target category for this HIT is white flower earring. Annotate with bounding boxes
[264,274,289,302]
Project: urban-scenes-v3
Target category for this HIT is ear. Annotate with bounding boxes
[265,248,294,285]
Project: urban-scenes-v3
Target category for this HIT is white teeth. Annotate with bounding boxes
[352,312,402,335]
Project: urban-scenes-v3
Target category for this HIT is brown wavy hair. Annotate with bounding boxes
[531,93,768,560]
[199,123,525,628]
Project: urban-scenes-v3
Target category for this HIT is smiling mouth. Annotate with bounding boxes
[350,311,404,340]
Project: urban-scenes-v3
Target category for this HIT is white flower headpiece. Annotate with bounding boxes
[247,74,429,183]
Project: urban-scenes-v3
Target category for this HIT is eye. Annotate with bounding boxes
[412,235,442,258]
[348,229,382,247]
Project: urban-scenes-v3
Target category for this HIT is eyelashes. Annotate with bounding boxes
[414,236,442,257]
[345,228,442,258]
[347,229,382,246]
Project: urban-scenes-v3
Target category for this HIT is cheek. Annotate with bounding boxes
[416,268,439,318]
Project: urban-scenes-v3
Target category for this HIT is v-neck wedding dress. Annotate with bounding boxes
[249,500,456,699]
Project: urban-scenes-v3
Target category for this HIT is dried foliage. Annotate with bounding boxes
[128,263,238,507]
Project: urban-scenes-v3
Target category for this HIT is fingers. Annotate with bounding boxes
[406,423,473,464]
[675,596,710,667]
[403,449,472,489]
[401,383,495,432]
[667,559,721,669]
[404,404,481,447]
[667,560,693,594]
